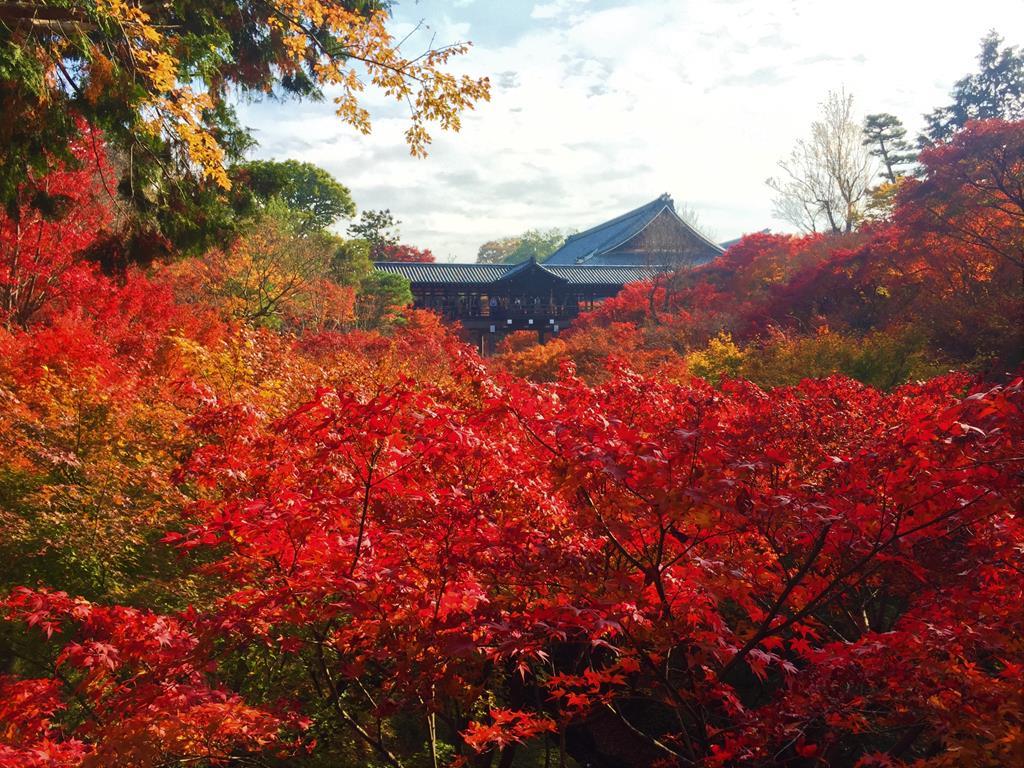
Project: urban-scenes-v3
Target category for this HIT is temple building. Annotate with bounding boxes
[374,194,724,354]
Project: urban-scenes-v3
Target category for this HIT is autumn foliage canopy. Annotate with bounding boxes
[0,60,1022,768]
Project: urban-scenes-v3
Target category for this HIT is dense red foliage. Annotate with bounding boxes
[2,589,285,767]
[0,122,1022,768]
[3,355,1022,766]
[0,130,114,328]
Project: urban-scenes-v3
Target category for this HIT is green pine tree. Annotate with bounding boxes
[863,113,916,183]
[922,31,1024,145]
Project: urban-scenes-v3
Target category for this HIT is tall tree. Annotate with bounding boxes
[922,31,1024,145]
[231,160,356,233]
[863,113,916,183]
[768,90,875,234]
[347,209,401,259]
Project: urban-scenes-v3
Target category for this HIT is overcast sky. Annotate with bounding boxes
[236,0,1024,261]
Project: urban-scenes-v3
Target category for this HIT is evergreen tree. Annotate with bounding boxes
[863,113,916,183]
[922,31,1024,145]
[232,160,356,233]
[348,209,401,259]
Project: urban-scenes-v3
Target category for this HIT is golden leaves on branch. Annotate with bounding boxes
[79,0,230,186]
[23,1,490,186]
[270,5,492,157]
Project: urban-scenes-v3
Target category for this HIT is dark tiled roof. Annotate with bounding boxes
[374,262,512,284]
[542,265,661,284]
[576,251,718,268]
[544,194,724,266]
[373,260,661,287]
[544,196,669,266]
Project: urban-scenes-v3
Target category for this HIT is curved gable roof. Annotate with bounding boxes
[544,194,724,266]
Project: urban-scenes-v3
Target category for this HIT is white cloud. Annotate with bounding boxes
[238,0,1024,262]
[531,0,591,20]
